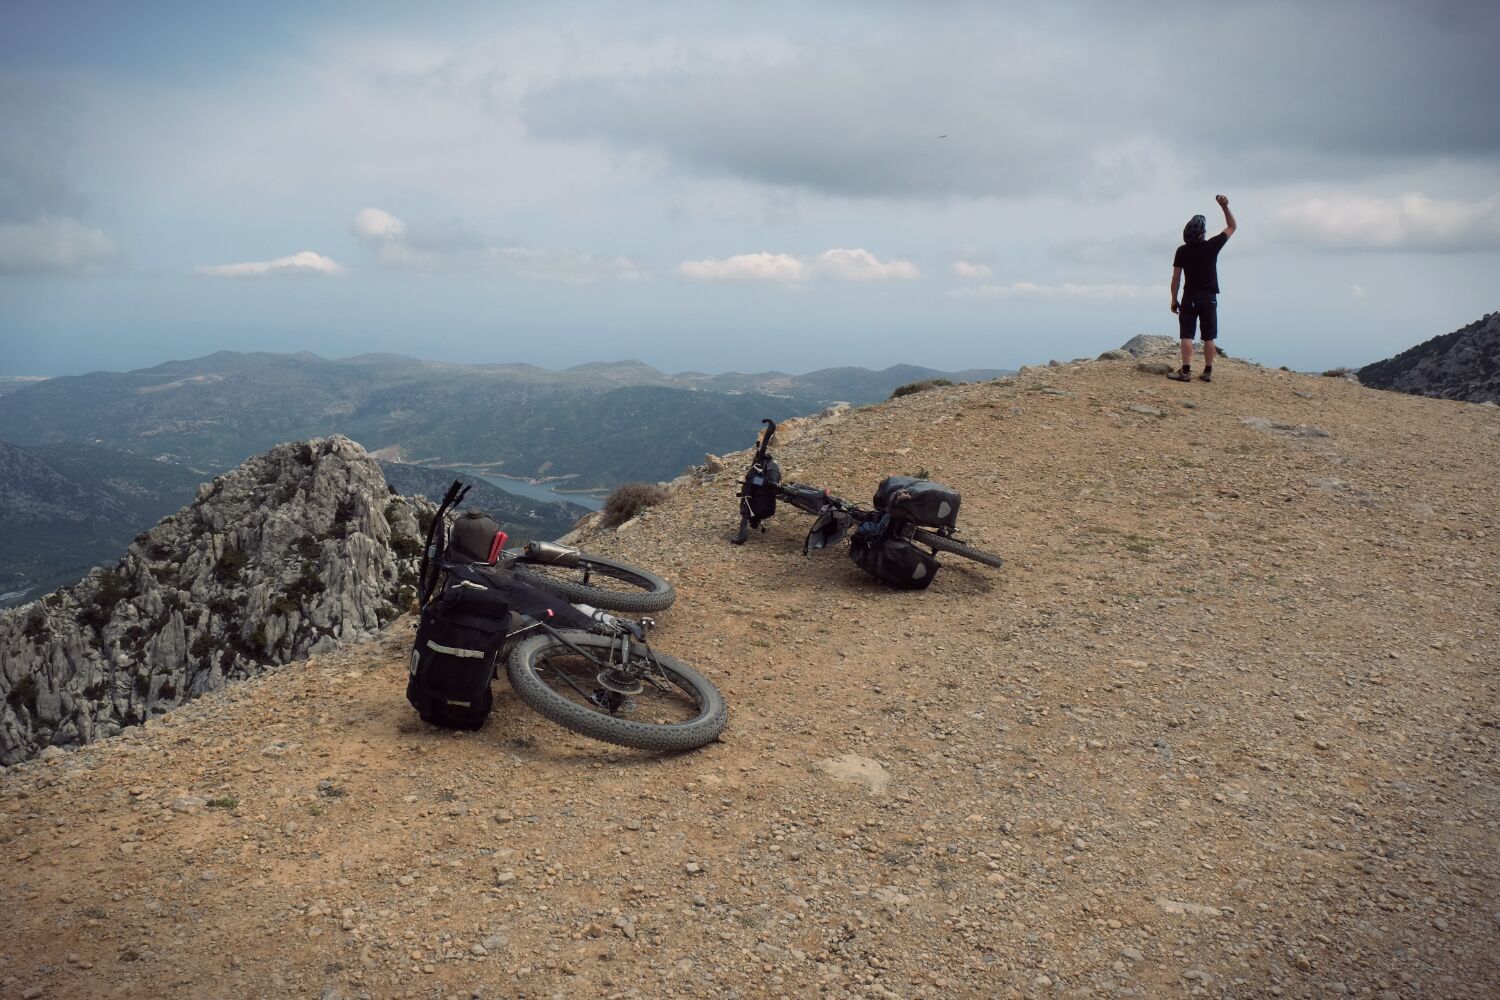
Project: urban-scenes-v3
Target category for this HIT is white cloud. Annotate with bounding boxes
[949,281,1150,300]
[196,250,348,277]
[1351,284,1367,299]
[352,206,406,241]
[675,248,917,283]
[353,207,643,282]
[1273,192,1500,252]
[815,248,919,280]
[0,216,117,274]
[676,252,809,282]
[952,260,992,279]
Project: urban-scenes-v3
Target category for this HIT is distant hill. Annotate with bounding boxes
[0,352,1007,488]
[0,441,208,606]
[1358,312,1499,404]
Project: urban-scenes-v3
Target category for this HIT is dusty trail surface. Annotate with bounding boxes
[3,356,1497,999]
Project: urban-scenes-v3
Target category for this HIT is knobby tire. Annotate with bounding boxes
[506,632,727,751]
[912,528,1005,568]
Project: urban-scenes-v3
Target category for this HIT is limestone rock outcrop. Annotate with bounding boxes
[0,435,427,763]
[1358,311,1499,404]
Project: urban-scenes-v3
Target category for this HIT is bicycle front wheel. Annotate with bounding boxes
[912,528,1005,568]
[506,632,726,751]
[508,552,676,613]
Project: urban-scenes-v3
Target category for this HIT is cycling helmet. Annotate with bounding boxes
[1183,214,1207,244]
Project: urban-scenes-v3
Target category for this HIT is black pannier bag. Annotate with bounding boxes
[873,476,961,530]
[407,566,512,729]
[848,531,940,590]
[739,456,781,527]
[446,510,508,565]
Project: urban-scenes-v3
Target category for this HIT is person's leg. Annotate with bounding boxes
[1199,297,1218,380]
[1177,301,1196,376]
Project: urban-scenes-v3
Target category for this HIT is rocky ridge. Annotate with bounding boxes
[1358,311,1500,404]
[1,349,1496,999]
[0,435,426,764]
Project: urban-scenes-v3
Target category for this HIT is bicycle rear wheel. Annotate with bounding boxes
[912,528,1005,568]
[508,552,676,613]
[506,631,726,751]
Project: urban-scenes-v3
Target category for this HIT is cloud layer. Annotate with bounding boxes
[1273,192,1500,252]
[0,217,117,274]
[196,251,347,278]
[352,207,641,282]
[676,248,918,283]
[522,3,1500,199]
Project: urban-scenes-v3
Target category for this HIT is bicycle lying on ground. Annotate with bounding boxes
[407,481,724,752]
[730,419,1003,587]
[422,514,676,614]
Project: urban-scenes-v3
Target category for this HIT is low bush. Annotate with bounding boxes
[600,482,669,529]
[891,378,954,399]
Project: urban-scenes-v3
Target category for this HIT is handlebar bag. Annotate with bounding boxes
[446,510,508,565]
[406,567,511,729]
[738,457,782,527]
[873,476,961,530]
[848,532,940,590]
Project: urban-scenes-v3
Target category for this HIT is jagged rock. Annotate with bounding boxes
[1358,312,1499,404]
[1096,349,1131,361]
[0,435,428,764]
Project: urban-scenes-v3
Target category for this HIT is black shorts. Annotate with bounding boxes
[1178,293,1218,341]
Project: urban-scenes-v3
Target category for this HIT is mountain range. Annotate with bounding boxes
[0,352,1004,487]
[0,352,1001,606]
[0,440,210,605]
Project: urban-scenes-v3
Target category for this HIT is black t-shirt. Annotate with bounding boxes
[1173,232,1229,297]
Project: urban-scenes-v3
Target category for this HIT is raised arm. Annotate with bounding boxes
[1217,194,1236,237]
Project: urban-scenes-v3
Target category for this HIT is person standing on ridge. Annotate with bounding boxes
[1169,194,1236,382]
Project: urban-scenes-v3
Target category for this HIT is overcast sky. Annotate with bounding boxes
[1,0,1496,376]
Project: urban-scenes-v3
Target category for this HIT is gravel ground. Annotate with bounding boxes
[2,355,1496,1000]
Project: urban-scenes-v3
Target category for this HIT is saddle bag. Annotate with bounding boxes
[406,566,511,729]
[738,456,782,527]
[873,476,961,530]
[848,526,940,590]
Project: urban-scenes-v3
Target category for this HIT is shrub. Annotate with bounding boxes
[78,570,132,631]
[7,675,39,713]
[601,482,668,529]
[207,795,237,809]
[891,378,953,399]
[22,607,49,640]
[391,531,422,560]
[1322,366,1355,378]
[214,548,249,585]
